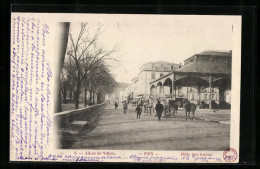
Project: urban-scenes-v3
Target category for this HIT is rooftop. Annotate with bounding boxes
[145,61,179,65]
[196,50,232,57]
[176,61,231,74]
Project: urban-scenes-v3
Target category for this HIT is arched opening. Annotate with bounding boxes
[150,84,156,96]
[212,78,231,109]
[212,78,231,90]
[175,76,209,87]
[156,82,163,96]
[175,76,210,107]
[163,78,172,97]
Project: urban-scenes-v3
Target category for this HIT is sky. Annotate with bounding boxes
[69,15,234,84]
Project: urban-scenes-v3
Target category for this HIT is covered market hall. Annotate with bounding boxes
[149,51,232,110]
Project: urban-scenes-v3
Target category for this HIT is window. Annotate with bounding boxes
[161,65,164,70]
[152,65,155,70]
[191,93,194,100]
[194,88,197,92]
[212,94,215,100]
[205,94,208,100]
[171,65,175,70]
[151,73,155,79]
[190,56,194,63]
[202,88,207,92]
[200,56,211,62]
[178,88,183,96]
[160,73,164,77]
[201,94,205,100]
[225,90,230,95]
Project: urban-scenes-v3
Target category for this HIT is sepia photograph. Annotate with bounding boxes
[54,15,233,151]
[10,13,241,163]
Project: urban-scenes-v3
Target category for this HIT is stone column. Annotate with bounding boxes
[172,71,175,99]
[209,75,212,110]
[174,86,177,100]
[172,75,174,98]
[155,85,158,97]
[198,86,201,105]
[162,84,164,94]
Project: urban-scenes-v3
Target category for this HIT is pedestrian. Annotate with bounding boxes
[143,100,148,113]
[123,101,128,114]
[115,101,118,110]
[155,100,164,121]
[135,105,142,119]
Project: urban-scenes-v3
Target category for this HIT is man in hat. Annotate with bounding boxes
[135,105,142,119]
[123,101,128,114]
[155,100,164,121]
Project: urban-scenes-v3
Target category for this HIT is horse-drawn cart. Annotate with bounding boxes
[163,98,178,117]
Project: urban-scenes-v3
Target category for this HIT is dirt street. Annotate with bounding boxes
[71,103,230,150]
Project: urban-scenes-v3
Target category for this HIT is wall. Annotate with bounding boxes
[54,102,107,128]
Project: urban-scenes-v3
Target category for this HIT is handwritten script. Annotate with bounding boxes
[13,151,223,162]
[10,16,52,160]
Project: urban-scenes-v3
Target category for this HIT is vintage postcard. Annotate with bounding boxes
[10,13,241,163]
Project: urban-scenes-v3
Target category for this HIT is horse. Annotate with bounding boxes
[183,101,197,121]
[170,100,178,116]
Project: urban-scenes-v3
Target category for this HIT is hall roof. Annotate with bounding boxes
[146,61,178,65]
[196,50,232,57]
[176,61,231,74]
[178,50,231,74]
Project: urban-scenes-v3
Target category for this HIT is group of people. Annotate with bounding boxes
[113,99,165,121]
[136,100,165,120]
[114,101,128,114]
[112,98,196,121]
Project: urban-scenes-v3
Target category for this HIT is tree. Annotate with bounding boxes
[88,63,116,104]
[63,23,117,109]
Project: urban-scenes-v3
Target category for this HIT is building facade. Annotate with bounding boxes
[126,61,181,100]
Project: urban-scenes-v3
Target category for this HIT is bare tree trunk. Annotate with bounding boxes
[58,85,62,109]
[74,92,79,109]
[74,80,80,109]
[97,92,102,104]
[54,22,70,113]
[69,88,72,103]
[62,88,67,103]
[89,89,93,105]
[84,85,87,107]
[92,90,95,104]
